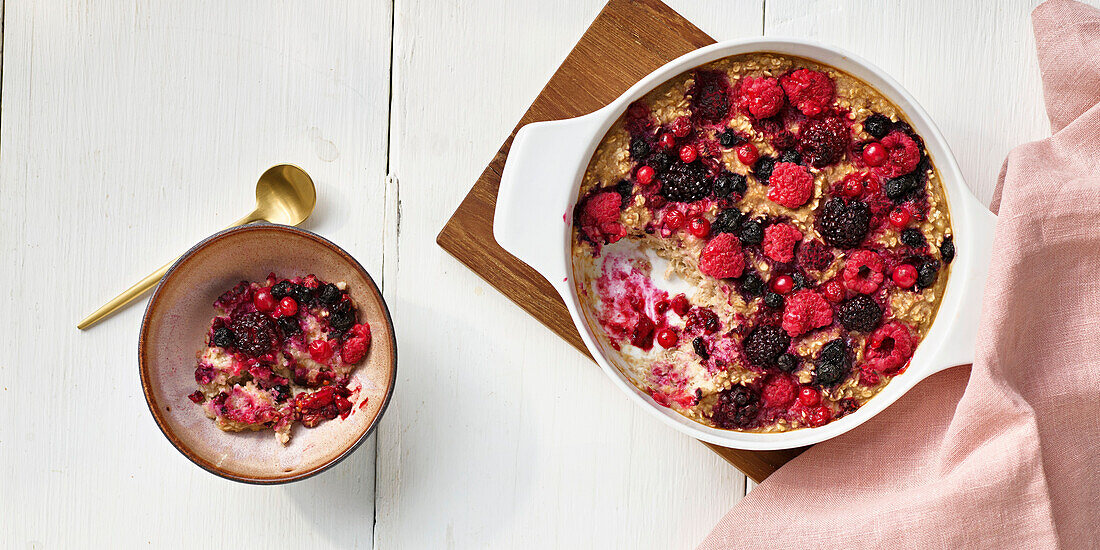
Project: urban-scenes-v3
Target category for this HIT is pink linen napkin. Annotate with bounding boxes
[699,1,1100,548]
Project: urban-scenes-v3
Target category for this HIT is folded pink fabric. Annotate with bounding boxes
[699,1,1100,547]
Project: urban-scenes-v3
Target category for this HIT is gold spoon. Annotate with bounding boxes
[77,164,317,330]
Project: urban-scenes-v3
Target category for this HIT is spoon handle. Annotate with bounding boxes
[76,210,263,330]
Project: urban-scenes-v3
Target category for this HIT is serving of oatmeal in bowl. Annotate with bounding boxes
[139,224,396,483]
[495,39,996,450]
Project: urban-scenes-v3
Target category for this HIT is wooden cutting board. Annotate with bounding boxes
[436,0,805,483]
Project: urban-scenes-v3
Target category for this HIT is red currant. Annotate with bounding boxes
[821,280,845,303]
[663,209,686,230]
[657,132,676,150]
[862,142,887,166]
[671,116,692,138]
[656,328,679,348]
[736,143,759,166]
[671,294,691,316]
[654,300,670,314]
[889,208,912,228]
[771,274,794,295]
[636,165,655,185]
[253,287,276,313]
[798,387,821,407]
[892,264,918,289]
[309,339,333,362]
[808,405,832,427]
[275,296,298,317]
[842,178,864,198]
[688,217,711,238]
[679,144,698,163]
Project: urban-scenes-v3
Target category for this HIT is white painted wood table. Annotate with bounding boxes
[0,0,1061,547]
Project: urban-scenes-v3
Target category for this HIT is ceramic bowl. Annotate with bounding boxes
[139,224,396,483]
[494,38,996,451]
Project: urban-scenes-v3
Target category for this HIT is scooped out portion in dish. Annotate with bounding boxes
[187,273,373,444]
[571,52,955,432]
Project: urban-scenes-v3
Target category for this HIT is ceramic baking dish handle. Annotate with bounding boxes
[495,113,604,284]
[924,199,998,372]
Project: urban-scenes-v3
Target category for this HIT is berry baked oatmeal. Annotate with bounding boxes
[571,53,955,432]
[187,273,373,444]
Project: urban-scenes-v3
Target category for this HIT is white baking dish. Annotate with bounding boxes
[494,38,995,450]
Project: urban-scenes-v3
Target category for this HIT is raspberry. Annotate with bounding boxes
[761,375,797,408]
[735,76,785,119]
[763,223,803,263]
[798,115,849,168]
[796,239,834,271]
[577,191,623,243]
[837,294,882,332]
[659,161,711,202]
[878,131,920,178]
[689,70,733,124]
[864,322,915,373]
[698,233,745,279]
[781,289,833,337]
[711,385,759,429]
[814,338,851,387]
[817,197,871,249]
[863,113,892,139]
[821,280,845,303]
[341,323,372,364]
[780,69,834,117]
[766,162,814,208]
[842,249,885,294]
[744,326,791,368]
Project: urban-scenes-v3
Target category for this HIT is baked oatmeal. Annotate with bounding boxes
[571,53,955,432]
[188,273,373,444]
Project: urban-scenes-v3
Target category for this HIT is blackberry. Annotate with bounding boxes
[837,294,882,332]
[272,384,293,402]
[629,137,650,160]
[780,150,802,165]
[689,70,732,125]
[330,310,356,332]
[753,156,777,185]
[271,281,295,299]
[900,227,926,248]
[693,337,709,360]
[230,311,277,357]
[916,259,940,289]
[797,239,834,271]
[798,116,849,168]
[776,353,798,373]
[739,219,764,246]
[212,327,236,349]
[318,283,342,306]
[863,113,892,139]
[741,272,765,297]
[791,272,810,291]
[764,292,784,309]
[814,338,851,387]
[713,172,747,198]
[940,236,955,264]
[659,161,711,202]
[289,284,314,306]
[648,151,673,173]
[884,173,921,201]
[713,208,744,235]
[744,325,791,368]
[615,180,634,207]
[711,385,760,429]
[817,198,871,249]
[718,129,744,148]
[277,316,302,337]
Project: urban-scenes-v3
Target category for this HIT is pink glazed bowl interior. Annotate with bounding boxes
[139,224,396,483]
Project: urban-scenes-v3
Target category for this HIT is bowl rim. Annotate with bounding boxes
[138,222,397,484]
